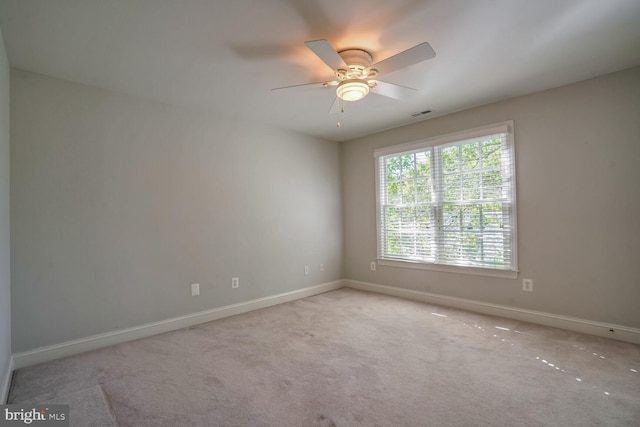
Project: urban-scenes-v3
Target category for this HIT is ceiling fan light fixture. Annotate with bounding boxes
[336,79,370,102]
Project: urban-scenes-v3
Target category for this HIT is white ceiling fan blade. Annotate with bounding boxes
[369,42,436,76]
[371,80,418,100]
[305,39,348,71]
[271,81,333,92]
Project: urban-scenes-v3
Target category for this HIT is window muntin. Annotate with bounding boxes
[375,123,517,272]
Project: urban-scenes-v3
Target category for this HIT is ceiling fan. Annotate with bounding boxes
[272,39,436,113]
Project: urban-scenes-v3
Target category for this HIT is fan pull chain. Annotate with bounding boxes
[337,97,345,128]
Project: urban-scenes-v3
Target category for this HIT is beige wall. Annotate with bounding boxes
[342,67,640,328]
[10,70,343,353]
[8,63,640,355]
[0,25,11,397]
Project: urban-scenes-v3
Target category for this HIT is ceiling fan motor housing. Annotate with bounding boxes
[337,49,376,80]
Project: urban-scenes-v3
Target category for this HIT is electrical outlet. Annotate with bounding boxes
[320,264,324,272]
[191,283,200,296]
[304,265,310,275]
[522,279,533,292]
[370,261,376,271]
[232,277,239,288]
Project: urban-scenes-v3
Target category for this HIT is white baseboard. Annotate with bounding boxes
[345,279,640,345]
[1,355,13,403]
[12,278,639,370]
[13,280,344,369]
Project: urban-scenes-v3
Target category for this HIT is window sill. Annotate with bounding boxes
[377,259,519,279]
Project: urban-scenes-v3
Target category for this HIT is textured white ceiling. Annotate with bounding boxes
[1,0,639,142]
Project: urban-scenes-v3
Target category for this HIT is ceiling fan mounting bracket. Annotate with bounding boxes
[338,49,373,67]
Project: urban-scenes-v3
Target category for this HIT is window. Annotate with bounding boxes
[375,122,517,275]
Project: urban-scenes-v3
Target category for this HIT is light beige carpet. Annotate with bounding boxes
[8,288,640,426]
[22,385,117,427]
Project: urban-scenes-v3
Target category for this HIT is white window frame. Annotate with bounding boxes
[374,121,518,279]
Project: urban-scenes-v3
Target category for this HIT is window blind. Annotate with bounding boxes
[375,122,517,271]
